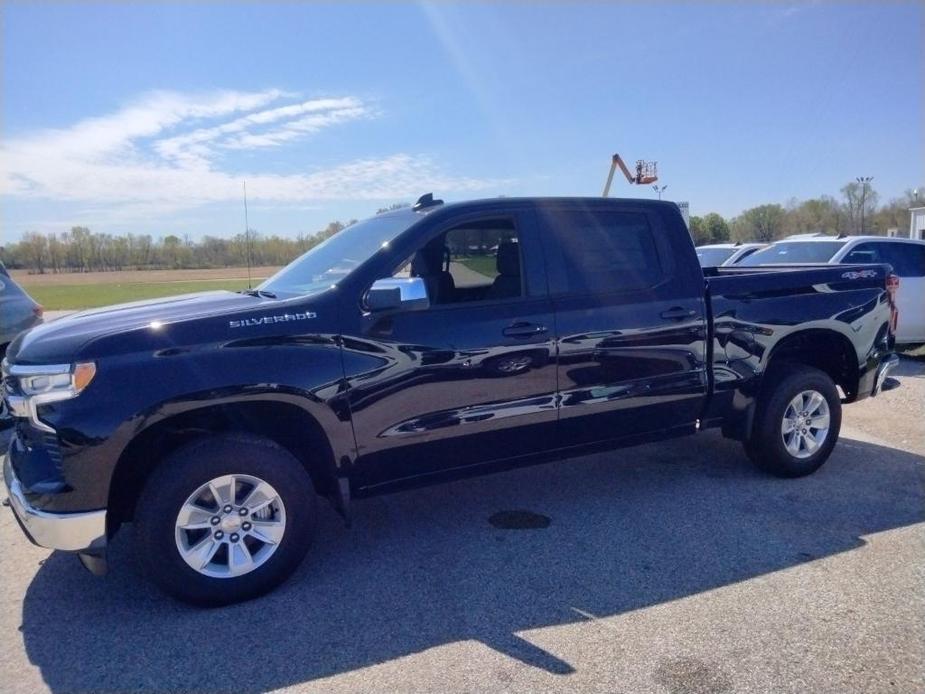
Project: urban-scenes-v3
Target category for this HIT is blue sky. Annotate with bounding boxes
[2,1,922,241]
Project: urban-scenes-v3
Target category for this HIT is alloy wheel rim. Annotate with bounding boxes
[498,355,533,373]
[780,390,830,459]
[174,474,286,579]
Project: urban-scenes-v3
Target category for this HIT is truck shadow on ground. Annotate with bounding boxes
[19,432,925,692]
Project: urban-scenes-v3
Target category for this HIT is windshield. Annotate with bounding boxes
[739,241,846,266]
[696,247,736,267]
[258,213,418,297]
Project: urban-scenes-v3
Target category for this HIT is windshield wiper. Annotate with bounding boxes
[241,288,277,299]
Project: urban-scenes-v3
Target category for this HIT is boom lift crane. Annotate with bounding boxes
[602,153,658,197]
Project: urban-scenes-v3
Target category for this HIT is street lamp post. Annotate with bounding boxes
[652,184,668,200]
[856,176,873,233]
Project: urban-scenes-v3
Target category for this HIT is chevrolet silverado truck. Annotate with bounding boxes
[2,195,900,605]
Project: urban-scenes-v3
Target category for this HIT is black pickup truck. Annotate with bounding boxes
[2,195,900,605]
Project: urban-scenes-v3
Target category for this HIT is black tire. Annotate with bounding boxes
[745,364,842,478]
[134,434,316,606]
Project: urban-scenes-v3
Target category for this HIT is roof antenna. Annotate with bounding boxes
[413,192,443,210]
[243,179,253,289]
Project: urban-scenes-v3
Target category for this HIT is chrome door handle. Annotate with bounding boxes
[503,323,548,338]
[660,307,697,320]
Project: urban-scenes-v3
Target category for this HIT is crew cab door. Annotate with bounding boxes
[340,207,557,490]
[535,202,709,448]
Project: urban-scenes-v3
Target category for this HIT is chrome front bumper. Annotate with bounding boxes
[872,354,900,396]
[2,455,107,552]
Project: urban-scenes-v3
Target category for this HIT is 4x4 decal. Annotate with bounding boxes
[840,269,877,280]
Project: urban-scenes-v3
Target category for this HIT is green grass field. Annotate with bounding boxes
[21,260,496,311]
[29,279,253,310]
[457,255,497,277]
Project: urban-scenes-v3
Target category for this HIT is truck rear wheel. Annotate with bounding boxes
[134,434,316,605]
[745,364,842,478]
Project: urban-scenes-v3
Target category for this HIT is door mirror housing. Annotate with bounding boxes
[365,277,430,312]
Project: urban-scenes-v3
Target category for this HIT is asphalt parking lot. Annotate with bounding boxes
[0,358,922,693]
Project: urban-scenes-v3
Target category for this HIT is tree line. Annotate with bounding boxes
[689,181,919,246]
[0,220,355,275]
[1,183,920,274]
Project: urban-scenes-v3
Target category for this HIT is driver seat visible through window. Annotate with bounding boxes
[411,240,455,304]
[398,217,523,305]
[487,241,521,299]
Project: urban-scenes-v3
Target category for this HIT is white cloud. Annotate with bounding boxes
[222,106,370,150]
[153,96,371,164]
[0,89,496,224]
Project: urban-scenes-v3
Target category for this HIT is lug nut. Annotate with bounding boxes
[230,533,240,543]
[214,530,224,540]
[242,522,252,531]
[210,516,220,526]
[223,505,233,514]
[238,507,248,516]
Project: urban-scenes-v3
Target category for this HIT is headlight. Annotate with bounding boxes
[2,361,97,433]
[18,362,96,397]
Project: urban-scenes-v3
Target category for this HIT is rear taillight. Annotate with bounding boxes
[886,273,900,296]
[33,305,44,318]
[886,273,899,334]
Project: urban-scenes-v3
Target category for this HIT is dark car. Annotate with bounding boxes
[0,261,42,357]
[2,195,899,605]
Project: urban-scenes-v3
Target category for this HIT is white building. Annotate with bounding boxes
[909,206,925,240]
[676,201,690,229]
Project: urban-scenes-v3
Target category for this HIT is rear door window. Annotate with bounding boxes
[842,243,882,264]
[842,242,925,277]
[540,209,665,295]
[902,244,925,277]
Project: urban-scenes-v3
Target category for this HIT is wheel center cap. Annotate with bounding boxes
[221,515,242,532]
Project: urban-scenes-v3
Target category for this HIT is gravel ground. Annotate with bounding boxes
[0,359,922,693]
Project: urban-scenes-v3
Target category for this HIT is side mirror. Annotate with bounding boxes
[365,277,430,312]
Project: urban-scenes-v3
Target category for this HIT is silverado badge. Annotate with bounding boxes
[229,312,317,328]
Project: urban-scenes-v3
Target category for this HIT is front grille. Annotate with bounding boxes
[10,419,66,489]
[13,419,33,444]
[0,358,17,396]
[42,432,64,470]
[2,374,22,403]
[13,421,63,469]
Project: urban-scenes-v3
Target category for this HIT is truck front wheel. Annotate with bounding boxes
[745,364,842,478]
[134,434,316,605]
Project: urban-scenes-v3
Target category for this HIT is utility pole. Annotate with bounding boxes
[652,184,668,200]
[856,176,873,233]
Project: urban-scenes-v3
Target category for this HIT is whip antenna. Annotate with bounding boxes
[243,179,253,289]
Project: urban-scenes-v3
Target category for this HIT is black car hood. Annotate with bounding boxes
[6,291,286,364]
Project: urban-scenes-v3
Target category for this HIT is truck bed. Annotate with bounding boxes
[704,262,894,294]
[700,261,895,433]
